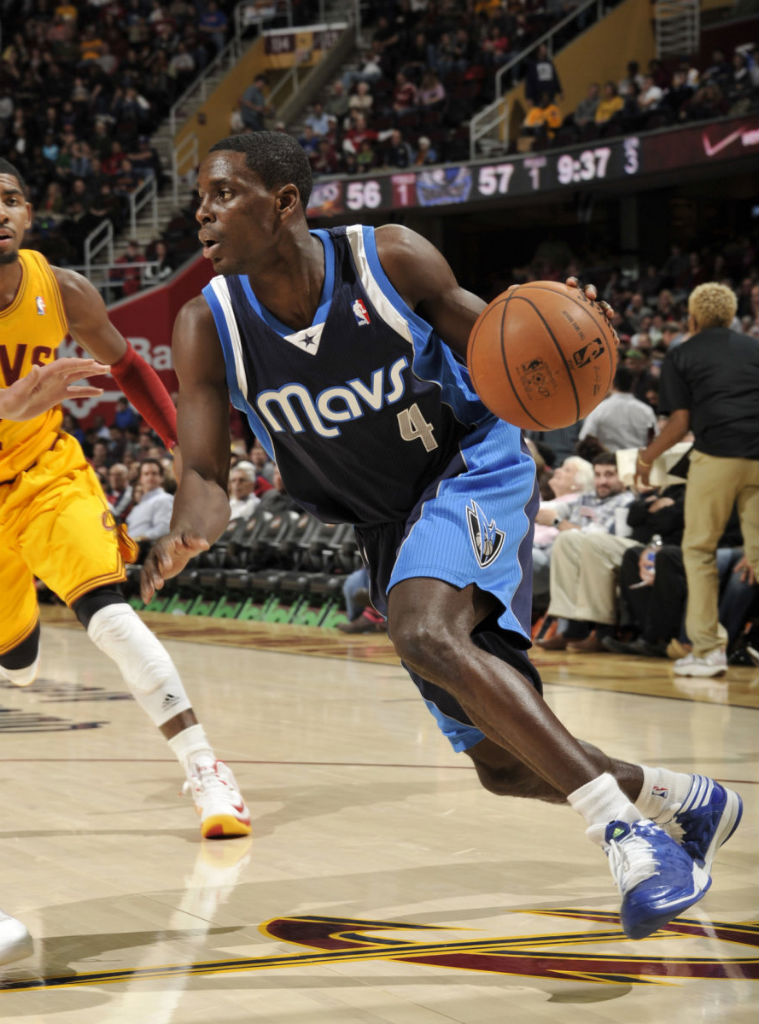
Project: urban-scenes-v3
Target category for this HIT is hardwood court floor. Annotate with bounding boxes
[0,607,756,1024]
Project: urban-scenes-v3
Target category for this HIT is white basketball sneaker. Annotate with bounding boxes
[0,910,33,967]
[183,760,251,839]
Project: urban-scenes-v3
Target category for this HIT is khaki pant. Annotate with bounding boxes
[547,530,638,624]
[683,451,759,656]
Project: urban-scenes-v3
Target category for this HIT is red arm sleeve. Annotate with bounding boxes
[110,343,177,449]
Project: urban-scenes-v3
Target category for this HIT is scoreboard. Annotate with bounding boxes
[307,117,759,219]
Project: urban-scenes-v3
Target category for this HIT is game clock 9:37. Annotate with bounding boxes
[557,147,611,184]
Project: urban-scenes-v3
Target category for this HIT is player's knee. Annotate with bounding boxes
[0,623,42,687]
[390,614,464,681]
[87,602,174,696]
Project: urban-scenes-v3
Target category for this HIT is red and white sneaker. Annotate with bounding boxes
[183,760,251,839]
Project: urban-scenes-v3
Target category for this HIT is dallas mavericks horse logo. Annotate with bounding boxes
[466,500,505,568]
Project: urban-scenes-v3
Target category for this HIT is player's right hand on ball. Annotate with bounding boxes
[140,532,210,602]
[565,276,615,322]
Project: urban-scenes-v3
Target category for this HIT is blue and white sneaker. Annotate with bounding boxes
[590,819,711,940]
[655,774,743,872]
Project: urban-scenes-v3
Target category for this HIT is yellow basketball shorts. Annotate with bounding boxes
[0,432,138,656]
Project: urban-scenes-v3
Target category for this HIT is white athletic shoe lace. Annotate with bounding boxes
[605,827,659,895]
[183,762,238,802]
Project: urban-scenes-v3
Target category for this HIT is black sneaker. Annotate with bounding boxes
[602,635,667,658]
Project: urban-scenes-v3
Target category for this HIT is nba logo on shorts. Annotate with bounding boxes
[35,296,46,316]
[352,298,371,326]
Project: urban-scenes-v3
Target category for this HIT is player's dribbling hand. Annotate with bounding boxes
[140,532,209,602]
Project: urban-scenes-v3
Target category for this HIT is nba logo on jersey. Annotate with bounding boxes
[352,298,371,326]
[466,500,505,568]
[35,296,46,316]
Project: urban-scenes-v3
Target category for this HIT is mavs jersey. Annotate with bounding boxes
[204,225,517,526]
[0,249,68,478]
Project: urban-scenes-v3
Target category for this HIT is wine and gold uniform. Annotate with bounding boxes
[0,249,136,655]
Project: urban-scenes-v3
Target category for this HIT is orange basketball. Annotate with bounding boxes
[467,281,619,430]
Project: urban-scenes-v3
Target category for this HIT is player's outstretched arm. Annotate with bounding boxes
[0,357,108,421]
[141,297,231,602]
[53,266,178,449]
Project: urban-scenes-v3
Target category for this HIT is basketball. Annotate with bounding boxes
[466,281,619,430]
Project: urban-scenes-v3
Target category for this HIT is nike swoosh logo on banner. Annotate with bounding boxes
[702,129,743,157]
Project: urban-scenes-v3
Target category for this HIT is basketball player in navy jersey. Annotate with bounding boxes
[142,132,741,940]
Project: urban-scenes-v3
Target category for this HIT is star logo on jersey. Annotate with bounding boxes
[35,295,46,316]
[283,322,325,356]
[352,298,371,326]
[466,499,505,568]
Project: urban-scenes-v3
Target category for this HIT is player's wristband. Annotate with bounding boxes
[110,343,177,450]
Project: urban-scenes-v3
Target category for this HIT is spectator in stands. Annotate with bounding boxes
[325,80,351,125]
[681,80,726,122]
[144,239,177,284]
[129,135,163,183]
[113,396,139,432]
[304,101,330,137]
[536,452,637,652]
[356,137,378,173]
[347,82,374,119]
[417,69,446,112]
[532,455,595,611]
[618,59,644,99]
[524,42,562,106]
[126,457,174,550]
[336,568,388,634]
[228,461,261,522]
[578,366,657,453]
[250,439,276,485]
[297,124,321,160]
[239,73,269,132]
[341,43,385,92]
[412,135,437,166]
[342,111,378,155]
[519,91,562,150]
[661,68,694,118]
[636,282,759,677]
[106,462,134,523]
[571,81,600,134]
[594,79,622,132]
[198,0,228,56]
[392,70,418,116]
[383,128,413,168]
[311,138,340,176]
[634,73,664,124]
[109,239,145,298]
[701,48,732,90]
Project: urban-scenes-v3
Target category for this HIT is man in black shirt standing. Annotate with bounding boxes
[636,283,759,677]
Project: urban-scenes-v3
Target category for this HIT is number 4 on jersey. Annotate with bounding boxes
[397,402,438,452]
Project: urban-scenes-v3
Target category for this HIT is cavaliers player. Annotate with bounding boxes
[0,159,250,855]
[142,132,742,941]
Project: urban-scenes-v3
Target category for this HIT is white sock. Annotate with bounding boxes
[568,773,641,830]
[168,724,216,777]
[635,765,694,820]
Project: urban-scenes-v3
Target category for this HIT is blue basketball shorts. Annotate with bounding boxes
[356,418,543,752]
